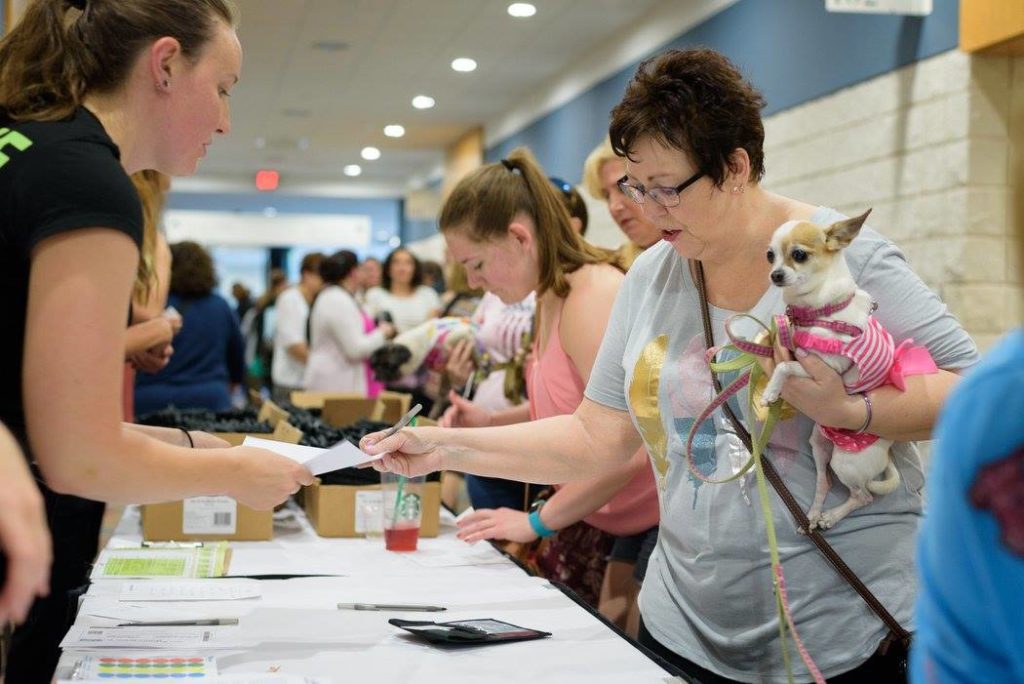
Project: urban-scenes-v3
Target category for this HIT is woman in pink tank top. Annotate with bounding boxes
[437,148,659,631]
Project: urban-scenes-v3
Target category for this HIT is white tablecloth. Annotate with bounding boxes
[56,505,675,683]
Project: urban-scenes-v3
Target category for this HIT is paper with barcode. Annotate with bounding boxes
[183,497,238,534]
[119,580,261,602]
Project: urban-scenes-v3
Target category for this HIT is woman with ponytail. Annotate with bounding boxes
[437,148,659,623]
[0,2,313,679]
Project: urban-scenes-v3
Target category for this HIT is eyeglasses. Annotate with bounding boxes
[617,169,704,208]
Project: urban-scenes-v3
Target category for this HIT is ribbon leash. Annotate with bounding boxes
[684,313,825,684]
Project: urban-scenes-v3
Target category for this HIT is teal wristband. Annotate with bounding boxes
[528,506,556,538]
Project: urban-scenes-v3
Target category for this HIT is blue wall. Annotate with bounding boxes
[488,0,960,183]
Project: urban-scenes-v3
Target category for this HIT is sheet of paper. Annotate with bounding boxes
[403,545,508,568]
[60,625,244,650]
[91,543,230,580]
[242,436,382,475]
[84,604,217,624]
[58,653,217,679]
[120,580,261,602]
[61,677,330,684]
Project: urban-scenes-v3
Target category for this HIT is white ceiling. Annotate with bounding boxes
[184,0,731,197]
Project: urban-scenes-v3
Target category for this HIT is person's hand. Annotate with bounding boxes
[456,507,537,544]
[163,309,183,335]
[225,448,315,510]
[130,343,173,373]
[439,391,492,428]
[758,339,861,429]
[445,339,475,389]
[379,322,397,340]
[188,431,231,449]
[0,432,52,624]
[359,427,444,477]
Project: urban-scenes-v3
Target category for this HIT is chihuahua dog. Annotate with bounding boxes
[760,210,903,530]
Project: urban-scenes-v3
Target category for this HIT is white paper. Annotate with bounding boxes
[403,545,509,568]
[120,580,261,602]
[242,436,382,475]
[84,604,216,624]
[60,625,244,650]
[61,678,331,684]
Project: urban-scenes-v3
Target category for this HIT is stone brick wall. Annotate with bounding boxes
[763,49,1023,353]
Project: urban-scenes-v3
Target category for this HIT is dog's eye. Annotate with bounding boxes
[791,248,808,263]
[766,249,774,264]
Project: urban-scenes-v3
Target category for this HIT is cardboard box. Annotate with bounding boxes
[303,478,441,538]
[141,423,303,541]
[142,498,273,541]
[322,397,380,427]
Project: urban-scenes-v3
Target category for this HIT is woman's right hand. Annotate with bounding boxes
[439,391,492,428]
[379,322,397,340]
[359,428,443,477]
[226,447,315,510]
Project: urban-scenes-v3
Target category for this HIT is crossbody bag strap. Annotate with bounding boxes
[691,260,911,645]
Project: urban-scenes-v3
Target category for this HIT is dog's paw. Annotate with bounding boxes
[805,508,822,531]
[760,387,781,405]
[815,512,836,530]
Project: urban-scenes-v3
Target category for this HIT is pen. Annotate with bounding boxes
[380,403,423,440]
[337,603,446,612]
[116,618,239,627]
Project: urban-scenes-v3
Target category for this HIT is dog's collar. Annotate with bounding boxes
[785,293,856,324]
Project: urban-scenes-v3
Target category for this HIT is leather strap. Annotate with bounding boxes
[691,260,911,646]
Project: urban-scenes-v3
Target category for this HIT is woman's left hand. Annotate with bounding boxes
[456,507,538,544]
[758,340,861,429]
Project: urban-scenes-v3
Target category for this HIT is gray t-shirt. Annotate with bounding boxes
[585,207,978,682]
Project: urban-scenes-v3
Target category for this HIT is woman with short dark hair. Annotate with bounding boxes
[363,48,977,682]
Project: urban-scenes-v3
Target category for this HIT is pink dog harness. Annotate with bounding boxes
[775,296,937,451]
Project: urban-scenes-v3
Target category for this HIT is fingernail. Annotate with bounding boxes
[795,348,808,358]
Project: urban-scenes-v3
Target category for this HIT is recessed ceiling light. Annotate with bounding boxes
[507,3,536,18]
[384,124,405,138]
[451,57,477,73]
[343,164,362,177]
[361,146,381,161]
[411,95,435,110]
[254,137,266,150]
[311,40,349,52]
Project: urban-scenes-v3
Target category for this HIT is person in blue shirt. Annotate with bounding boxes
[911,328,1024,682]
[135,241,245,415]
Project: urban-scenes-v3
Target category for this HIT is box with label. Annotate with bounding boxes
[303,479,441,538]
[141,423,302,541]
[141,496,273,541]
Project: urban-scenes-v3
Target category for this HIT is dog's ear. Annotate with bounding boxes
[825,208,871,251]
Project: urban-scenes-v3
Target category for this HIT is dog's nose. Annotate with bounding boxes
[770,270,786,285]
